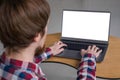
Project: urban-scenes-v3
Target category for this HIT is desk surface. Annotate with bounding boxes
[44,33,120,79]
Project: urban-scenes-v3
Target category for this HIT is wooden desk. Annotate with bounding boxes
[44,33,120,79]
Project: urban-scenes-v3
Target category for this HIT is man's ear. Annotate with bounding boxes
[34,33,41,42]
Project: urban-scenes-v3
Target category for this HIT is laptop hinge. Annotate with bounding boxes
[61,37,108,45]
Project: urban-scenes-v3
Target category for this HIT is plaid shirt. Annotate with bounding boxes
[77,54,96,80]
[0,49,96,80]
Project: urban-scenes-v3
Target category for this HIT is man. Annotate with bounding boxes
[0,0,102,80]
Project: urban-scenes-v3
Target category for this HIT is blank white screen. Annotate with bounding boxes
[62,11,110,41]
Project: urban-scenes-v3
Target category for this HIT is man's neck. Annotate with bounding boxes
[6,46,36,63]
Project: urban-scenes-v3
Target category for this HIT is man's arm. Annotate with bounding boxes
[34,41,67,63]
[77,45,102,80]
[77,53,96,80]
[34,48,53,63]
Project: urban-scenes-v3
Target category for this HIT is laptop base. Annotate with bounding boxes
[56,48,107,63]
[56,49,82,60]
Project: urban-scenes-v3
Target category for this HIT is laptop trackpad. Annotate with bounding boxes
[57,49,81,60]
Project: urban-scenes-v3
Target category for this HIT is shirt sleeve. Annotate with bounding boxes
[34,48,53,63]
[77,53,96,80]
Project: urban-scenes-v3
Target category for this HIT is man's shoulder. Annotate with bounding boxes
[0,64,37,80]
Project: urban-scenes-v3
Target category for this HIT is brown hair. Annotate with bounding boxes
[0,0,50,52]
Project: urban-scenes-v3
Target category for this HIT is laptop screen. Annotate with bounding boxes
[62,10,111,41]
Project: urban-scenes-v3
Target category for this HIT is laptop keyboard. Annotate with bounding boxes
[62,40,105,51]
[57,40,108,62]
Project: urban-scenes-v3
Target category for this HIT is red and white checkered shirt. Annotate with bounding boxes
[0,48,96,80]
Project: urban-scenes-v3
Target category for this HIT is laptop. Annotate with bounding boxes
[56,10,111,63]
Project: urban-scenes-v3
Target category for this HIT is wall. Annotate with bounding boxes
[47,0,83,34]
[82,0,120,37]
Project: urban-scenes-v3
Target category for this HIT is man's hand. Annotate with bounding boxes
[81,45,102,58]
[49,41,67,56]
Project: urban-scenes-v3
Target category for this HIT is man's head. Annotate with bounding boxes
[0,0,50,53]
